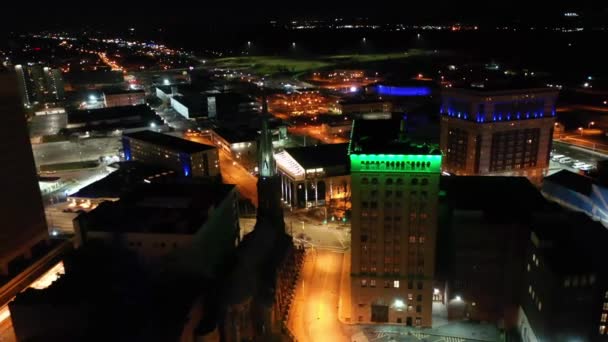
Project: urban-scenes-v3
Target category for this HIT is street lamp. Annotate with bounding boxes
[588,121,595,129]
[578,127,584,136]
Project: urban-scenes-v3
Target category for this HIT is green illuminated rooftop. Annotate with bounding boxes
[350,154,441,173]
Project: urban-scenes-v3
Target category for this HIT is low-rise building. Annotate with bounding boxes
[210,127,258,172]
[66,104,162,134]
[122,130,220,178]
[74,182,240,271]
[333,98,393,115]
[102,88,145,107]
[274,143,350,208]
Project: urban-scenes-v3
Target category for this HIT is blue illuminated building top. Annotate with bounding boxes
[375,85,431,97]
[440,104,556,123]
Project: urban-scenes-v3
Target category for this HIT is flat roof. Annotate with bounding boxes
[212,127,258,144]
[67,104,155,123]
[79,182,235,235]
[444,83,558,96]
[544,169,593,196]
[70,161,176,199]
[103,88,145,95]
[349,118,440,155]
[285,143,349,170]
[440,176,549,215]
[124,130,216,154]
[340,97,389,105]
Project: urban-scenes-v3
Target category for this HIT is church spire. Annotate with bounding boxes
[258,92,276,178]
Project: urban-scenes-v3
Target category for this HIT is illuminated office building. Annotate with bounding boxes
[349,119,441,327]
[439,86,558,184]
[122,130,219,178]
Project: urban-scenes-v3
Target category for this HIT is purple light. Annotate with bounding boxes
[376,85,431,96]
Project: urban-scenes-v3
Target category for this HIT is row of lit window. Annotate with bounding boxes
[360,279,424,290]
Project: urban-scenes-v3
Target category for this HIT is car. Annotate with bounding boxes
[558,157,572,163]
[551,154,565,161]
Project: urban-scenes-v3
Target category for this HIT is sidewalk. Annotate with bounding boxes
[338,251,352,324]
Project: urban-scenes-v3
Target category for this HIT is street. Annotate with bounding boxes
[184,135,258,206]
[289,249,348,342]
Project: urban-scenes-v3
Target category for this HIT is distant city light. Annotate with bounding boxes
[150,122,157,128]
[88,95,97,102]
[455,295,462,301]
[163,79,170,85]
[349,86,358,93]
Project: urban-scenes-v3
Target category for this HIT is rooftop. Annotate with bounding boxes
[79,182,235,235]
[543,169,593,196]
[70,161,176,199]
[349,118,441,155]
[340,97,390,105]
[444,82,558,96]
[124,130,216,154]
[103,87,145,95]
[212,127,258,144]
[284,143,349,170]
[440,176,549,216]
[67,104,155,124]
[531,211,608,274]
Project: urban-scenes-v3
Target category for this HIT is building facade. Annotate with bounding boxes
[439,87,558,184]
[274,143,350,209]
[122,130,219,178]
[349,119,441,327]
[0,72,49,275]
[103,89,145,107]
[518,212,608,342]
[334,98,393,115]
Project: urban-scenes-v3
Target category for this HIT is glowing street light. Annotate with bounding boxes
[163,79,170,85]
[588,121,595,129]
[455,295,462,301]
[150,122,157,128]
[578,127,584,136]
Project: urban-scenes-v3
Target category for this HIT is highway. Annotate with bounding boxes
[289,249,348,342]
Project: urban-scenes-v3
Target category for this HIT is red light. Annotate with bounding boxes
[33,47,41,51]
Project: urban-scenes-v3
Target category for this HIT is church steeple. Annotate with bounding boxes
[258,93,276,178]
[255,90,285,232]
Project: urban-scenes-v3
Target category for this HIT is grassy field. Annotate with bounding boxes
[213,50,429,76]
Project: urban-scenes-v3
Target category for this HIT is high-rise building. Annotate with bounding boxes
[349,118,442,327]
[439,86,558,184]
[0,71,48,275]
[14,64,65,106]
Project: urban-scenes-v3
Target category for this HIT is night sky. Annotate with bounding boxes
[1,1,605,33]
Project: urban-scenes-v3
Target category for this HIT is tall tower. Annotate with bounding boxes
[255,95,284,231]
[349,118,441,327]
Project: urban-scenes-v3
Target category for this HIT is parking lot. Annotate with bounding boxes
[351,321,501,342]
[549,141,608,175]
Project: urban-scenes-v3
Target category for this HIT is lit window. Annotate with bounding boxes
[408,293,413,301]
[600,325,606,335]
[603,302,608,311]
[605,291,608,299]
[394,280,400,288]
[528,285,532,294]
[361,279,367,287]
[370,280,376,287]
[532,254,536,262]
[602,313,607,322]
[538,301,542,311]
[535,258,539,267]
[527,264,530,272]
